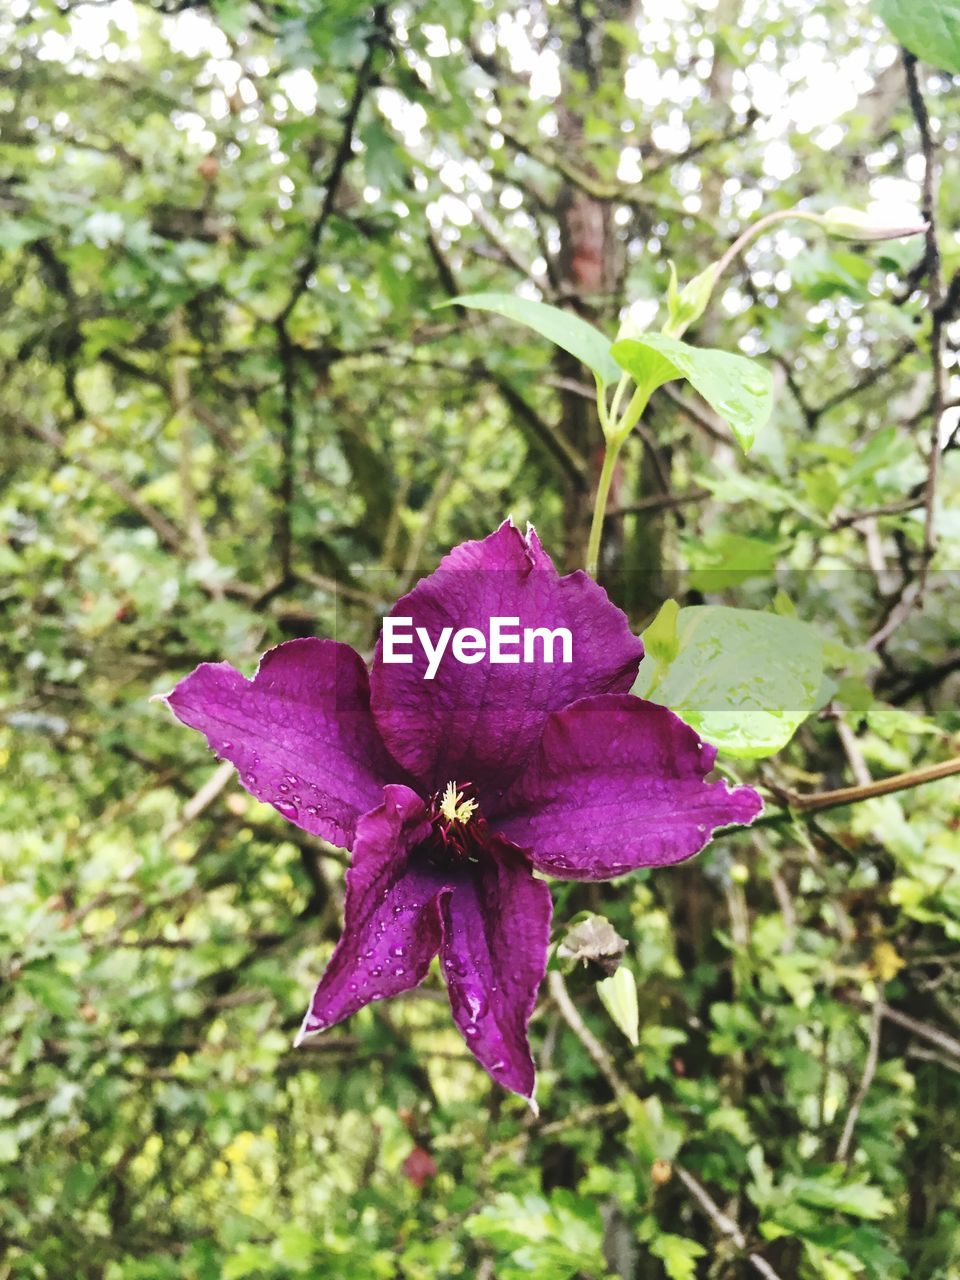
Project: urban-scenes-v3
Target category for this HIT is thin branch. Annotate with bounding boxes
[549,972,783,1278]
[673,1168,784,1280]
[880,1002,960,1060]
[546,970,631,1103]
[772,755,960,817]
[829,497,925,530]
[162,760,236,841]
[903,50,946,576]
[272,7,387,578]
[171,310,220,594]
[274,9,386,329]
[611,488,711,517]
[835,997,884,1162]
[18,416,183,551]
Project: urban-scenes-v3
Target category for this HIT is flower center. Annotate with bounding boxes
[439,781,479,825]
[427,780,487,861]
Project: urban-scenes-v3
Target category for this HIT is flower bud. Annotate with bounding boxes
[662,261,719,338]
[819,205,927,242]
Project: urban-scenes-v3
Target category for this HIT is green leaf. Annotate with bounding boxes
[649,1233,707,1280]
[597,966,640,1047]
[638,606,823,758]
[794,1176,894,1221]
[875,0,960,74]
[611,332,773,450]
[442,292,621,387]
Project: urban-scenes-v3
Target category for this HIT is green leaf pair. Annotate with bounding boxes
[444,292,773,451]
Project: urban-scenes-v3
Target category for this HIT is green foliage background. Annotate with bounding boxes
[1,1,959,1277]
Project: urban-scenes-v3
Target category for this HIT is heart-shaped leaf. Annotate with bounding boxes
[611,333,774,451]
[636,605,823,758]
[875,0,960,75]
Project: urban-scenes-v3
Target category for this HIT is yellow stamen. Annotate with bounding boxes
[439,781,478,824]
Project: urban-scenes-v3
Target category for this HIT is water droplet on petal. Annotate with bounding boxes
[464,1026,478,1038]
[243,773,257,787]
[465,990,487,1021]
[392,947,405,957]
[393,966,405,976]
[275,799,298,820]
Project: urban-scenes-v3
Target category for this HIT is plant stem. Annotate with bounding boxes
[586,440,621,578]
[713,208,824,282]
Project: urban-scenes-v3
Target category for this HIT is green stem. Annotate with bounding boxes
[586,440,621,579]
[713,208,826,282]
[607,372,631,430]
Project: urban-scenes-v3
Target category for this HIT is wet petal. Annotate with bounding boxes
[492,695,763,880]
[370,521,644,799]
[440,839,552,1102]
[296,785,448,1041]
[164,638,401,848]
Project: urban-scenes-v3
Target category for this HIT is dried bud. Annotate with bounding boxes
[819,205,927,242]
[651,1159,673,1185]
[197,155,219,182]
[558,913,628,978]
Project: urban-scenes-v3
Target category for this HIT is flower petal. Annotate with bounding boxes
[491,695,763,880]
[440,839,552,1102]
[370,521,644,798]
[296,785,448,1041]
[164,638,401,848]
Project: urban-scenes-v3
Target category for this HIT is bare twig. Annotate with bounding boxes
[789,756,960,813]
[829,497,925,530]
[548,972,784,1279]
[835,997,884,1162]
[19,416,183,551]
[761,755,960,823]
[880,1002,960,1060]
[674,1167,784,1280]
[171,310,220,595]
[547,970,631,1103]
[903,50,946,576]
[162,760,236,841]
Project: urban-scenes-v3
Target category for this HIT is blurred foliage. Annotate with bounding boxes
[1,1,960,1278]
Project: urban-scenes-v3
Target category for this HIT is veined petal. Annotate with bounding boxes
[370,521,644,799]
[440,840,552,1102]
[492,695,763,880]
[296,785,447,1041]
[164,638,401,849]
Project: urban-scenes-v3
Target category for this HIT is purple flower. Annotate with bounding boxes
[163,523,761,1103]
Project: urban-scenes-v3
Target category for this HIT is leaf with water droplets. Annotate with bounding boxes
[638,605,823,758]
[875,0,960,76]
[611,332,774,451]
